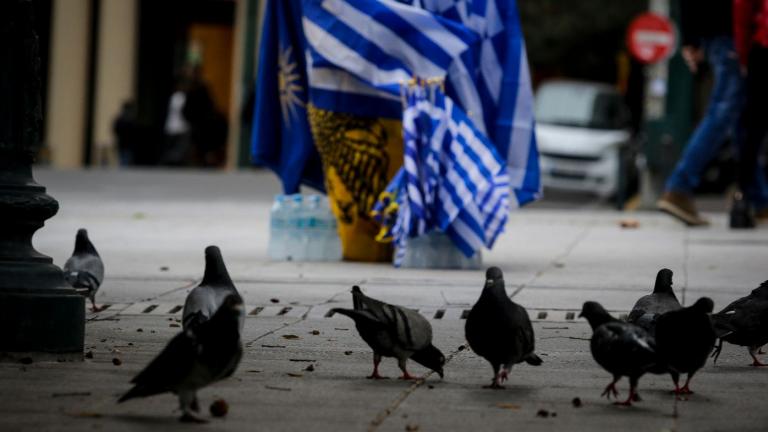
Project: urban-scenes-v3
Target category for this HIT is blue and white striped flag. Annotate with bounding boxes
[376,84,510,265]
[302,0,540,207]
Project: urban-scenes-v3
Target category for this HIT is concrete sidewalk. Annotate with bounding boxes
[1,168,767,431]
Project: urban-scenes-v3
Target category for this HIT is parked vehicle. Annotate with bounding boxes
[535,80,635,199]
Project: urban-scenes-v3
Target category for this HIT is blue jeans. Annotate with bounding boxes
[666,37,746,195]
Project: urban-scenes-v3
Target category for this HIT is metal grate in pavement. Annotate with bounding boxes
[89,303,627,322]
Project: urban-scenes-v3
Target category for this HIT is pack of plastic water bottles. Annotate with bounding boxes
[267,194,343,262]
[398,230,482,269]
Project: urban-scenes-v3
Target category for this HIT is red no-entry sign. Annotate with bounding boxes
[626,13,677,64]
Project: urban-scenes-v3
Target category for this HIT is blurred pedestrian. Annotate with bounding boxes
[113,101,137,166]
[732,0,768,227]
[162,73,192,166]
[657,0,745,226]
[182,65,223,167]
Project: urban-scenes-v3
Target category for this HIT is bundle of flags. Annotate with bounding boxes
[372,83,511,266]
[252,0,540,262]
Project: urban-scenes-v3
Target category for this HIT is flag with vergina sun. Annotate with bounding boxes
[251,0,324,194]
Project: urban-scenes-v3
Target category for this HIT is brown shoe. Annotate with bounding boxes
[756,207,768,225]
[657,191,710,226]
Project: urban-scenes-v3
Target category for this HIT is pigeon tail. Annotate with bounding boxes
[201,246,234,287]
[117,384,162,403]
[74,229,99,256]
[524,353,543,366]
[653,268,674,294]
[752,281,768,298]
[64,271,100,291]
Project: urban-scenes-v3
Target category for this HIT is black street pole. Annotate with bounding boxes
[0,0,85,361]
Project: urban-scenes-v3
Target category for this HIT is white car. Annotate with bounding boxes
[535,80,634,198]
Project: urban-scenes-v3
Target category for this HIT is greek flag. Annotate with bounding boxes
[374,85,510,265]
[302,0,540,207]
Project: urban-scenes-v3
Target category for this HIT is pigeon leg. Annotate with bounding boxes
[710,339,723,364]
[89,295,104,313]
[367,354,388,379]
[601,376,620,400]
[397,358,417,380]
[613,377,636,407]
[669,371,682,395]
[190,396,200,413]
[749,347,768,367]
[679,373,695,395]
[483,364,505,389]
[178,391,207,423]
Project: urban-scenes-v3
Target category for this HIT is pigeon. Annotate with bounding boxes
[654,297,716,395]
[330,286,445,380]
[183,246,245,332]
[627,268,682,334]
[118,294,244,422]
[465,267,542,388]
[580,301,659,406]
[63,228,105,312]
[710,281,768,366]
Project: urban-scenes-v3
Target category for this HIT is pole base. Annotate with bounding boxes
[0,290,85,361]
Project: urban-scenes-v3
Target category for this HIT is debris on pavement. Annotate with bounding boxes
[619,219,640,229]
[572,397,582,408]
[209,399,229,417]
[112,358,122,366]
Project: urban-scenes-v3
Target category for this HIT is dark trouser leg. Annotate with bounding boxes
[739,46,768,201]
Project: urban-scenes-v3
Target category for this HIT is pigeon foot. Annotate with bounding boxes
[601,382,619,399]
[398,372,418,380]
[366,372,389,380]
[613,400,633,407]
[483,383,505,390]
[179,413,208,423]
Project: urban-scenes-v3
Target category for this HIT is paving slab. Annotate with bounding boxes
[1,168,766,431]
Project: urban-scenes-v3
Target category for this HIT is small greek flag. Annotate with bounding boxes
[373,84,510,265]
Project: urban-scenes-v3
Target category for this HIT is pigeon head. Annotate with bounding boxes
[74,228,98,255]
[690,297,714,313]
[653,268,674,294]
[485,267,504,283]
[410,344,445,378]
[202,246,234,287]
[579,301,615,330]
[351,285,363,294]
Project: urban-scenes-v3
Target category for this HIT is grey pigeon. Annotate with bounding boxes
[711,281,768,366]
[627,268,682,334]
[580,301,659,406]
[63,228,105,312]
[183,246,245,332]
[330,286,445,380]
[118,294,244,422]
[655,297,716,395]
[465,267,542,388]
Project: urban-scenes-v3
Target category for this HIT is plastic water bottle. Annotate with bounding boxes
[304,195,323,261]
[286,194,305,261]
[319,196,342,261]
[268,195,288,260]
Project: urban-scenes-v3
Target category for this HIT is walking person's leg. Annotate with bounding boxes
[659,37,746,225]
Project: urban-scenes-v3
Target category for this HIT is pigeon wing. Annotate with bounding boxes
[120,331,198,401]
